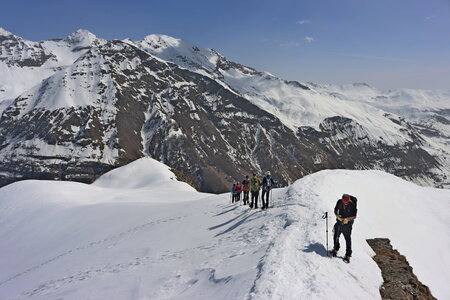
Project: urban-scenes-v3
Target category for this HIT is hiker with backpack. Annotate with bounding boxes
[235,182,243,202]
[242,175,250,205]
[250,173,261,208]
[230,183,237,203]
[261,171,275,209]
[329,194,358,263]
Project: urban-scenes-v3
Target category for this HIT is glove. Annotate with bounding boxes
[342,218,349,224]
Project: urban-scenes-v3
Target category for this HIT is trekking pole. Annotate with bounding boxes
[322,212,329,256]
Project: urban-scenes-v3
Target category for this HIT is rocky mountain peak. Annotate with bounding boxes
[136,34,225,78]
[64,29,101,47]
[0,28,54,68]
[141,34,185,51]
[0,27,14,37]
[0,28,23,44]
[352,82,371,88]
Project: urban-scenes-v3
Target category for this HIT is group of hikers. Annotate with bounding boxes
[230,171,275,210]
[231,173,357,263]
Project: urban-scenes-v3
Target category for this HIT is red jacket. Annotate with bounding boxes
[236,184,243,193]
[242,179,250,191]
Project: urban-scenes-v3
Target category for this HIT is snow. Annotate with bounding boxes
[313,83,450,186]
[128,33,450,154]
[0,158,449,300]
[64,29,99,46]
[166,127,185,139]
[137,34,218,73]
[93,157,196,193]
[0,27,13,36]
[0,63,56,109]
[132,35,450,149]
[0,29,105,112]
[9,46,117,117]
[216,69,415,146]
[2,30,449,181]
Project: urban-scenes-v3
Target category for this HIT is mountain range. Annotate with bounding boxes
[0,28,449,192]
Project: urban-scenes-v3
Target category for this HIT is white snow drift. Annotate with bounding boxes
[0,158,449,300]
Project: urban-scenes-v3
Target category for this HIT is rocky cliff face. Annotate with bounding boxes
[0,29,448,192]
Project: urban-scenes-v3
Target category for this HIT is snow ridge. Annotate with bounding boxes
[0,160,449,299]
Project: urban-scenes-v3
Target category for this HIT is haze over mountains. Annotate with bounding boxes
[0,28,449,192]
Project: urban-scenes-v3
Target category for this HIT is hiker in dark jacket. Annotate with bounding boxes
[329,194,357,263]
[242,176,250,205]
[261,171,275,209]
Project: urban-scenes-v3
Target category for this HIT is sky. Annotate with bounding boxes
[1,0,450,90]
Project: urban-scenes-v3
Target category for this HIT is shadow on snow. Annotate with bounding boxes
[209,209,263,237]
[302,242,329,257]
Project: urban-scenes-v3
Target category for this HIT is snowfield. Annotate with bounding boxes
[0,158,449,300]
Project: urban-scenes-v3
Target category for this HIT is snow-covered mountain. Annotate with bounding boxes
[0,28,449,192]
[0,158,449,299]
[0,28,105,103]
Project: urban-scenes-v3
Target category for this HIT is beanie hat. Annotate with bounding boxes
[342,194,351,203]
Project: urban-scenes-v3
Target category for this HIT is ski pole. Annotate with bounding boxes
[322,212,328,256]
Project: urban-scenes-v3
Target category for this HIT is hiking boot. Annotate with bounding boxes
[343,255,351,263]
[329,249,337,257]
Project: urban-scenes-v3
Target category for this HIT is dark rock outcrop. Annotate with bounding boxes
[367,238,437,300]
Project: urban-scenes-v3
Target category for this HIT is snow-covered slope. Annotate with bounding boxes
[0,28,105,107]
[93,157,196,193]
[132,34,450,147]
[312,83,450,187]
[132,34,221,75]
[0,158,449,299]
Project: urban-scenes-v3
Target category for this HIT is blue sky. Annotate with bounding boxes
[2,0,449,90]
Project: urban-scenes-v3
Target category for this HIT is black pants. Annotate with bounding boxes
[261,189,270,208]
[232,194,238,203]
[251,191,259,208]
[243,191,249,204]
[333,222,353,257]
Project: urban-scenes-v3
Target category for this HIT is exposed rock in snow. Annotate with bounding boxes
[367,238,437,300]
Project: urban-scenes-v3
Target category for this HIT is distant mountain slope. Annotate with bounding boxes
[312,83,450,186]
[0,162,449,299]
[0,29,105,104]
[0,29,449,191]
